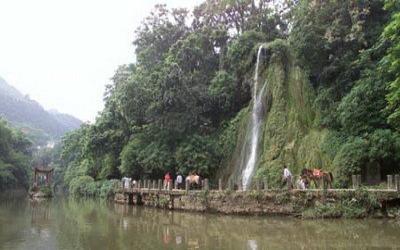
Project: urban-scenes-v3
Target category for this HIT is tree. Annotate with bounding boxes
[0,120,32,190]
[382,1,400,128]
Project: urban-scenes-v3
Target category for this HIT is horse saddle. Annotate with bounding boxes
[313,169,322,177]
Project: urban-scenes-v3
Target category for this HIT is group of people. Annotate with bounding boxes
[125,166,312,191]
[163,172,185,189]
[281,165,309,190]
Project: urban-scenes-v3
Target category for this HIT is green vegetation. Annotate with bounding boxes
[51,0,400,196]
[302,189,381,219]
[56,1,287,195]
[39,186,54,197]
[69,177,119,198]
[255,0,400,187]
[0,119,32,190]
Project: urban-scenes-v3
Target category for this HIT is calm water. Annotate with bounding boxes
[1,197,400,250]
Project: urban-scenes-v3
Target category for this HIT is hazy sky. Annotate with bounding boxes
[0,0,202,122]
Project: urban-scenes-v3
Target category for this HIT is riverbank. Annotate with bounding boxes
[114,188,400,219]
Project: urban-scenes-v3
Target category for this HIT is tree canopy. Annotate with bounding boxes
[53,0,400,192]
[0,120,32,190]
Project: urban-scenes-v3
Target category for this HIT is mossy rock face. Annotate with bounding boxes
[227,40,335,187]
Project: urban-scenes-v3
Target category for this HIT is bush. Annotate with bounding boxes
[68,176,120,199]
[333,130,400,187]
[333,137,368,186]
[302,189,380,219]
[40,186,53,197]
[0,161,17,190]
[69,176,99,197]
[302,202,342,219]
[100,179,120,199]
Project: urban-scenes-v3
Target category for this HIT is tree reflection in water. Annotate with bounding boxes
[1,198,400,249]
[30,200,52,241]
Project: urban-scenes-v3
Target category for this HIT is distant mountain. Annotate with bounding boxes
[0,76,25,100]
[0,76,82,143]
[48,109,82,131]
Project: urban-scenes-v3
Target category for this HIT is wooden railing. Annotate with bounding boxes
[119,174,400,194]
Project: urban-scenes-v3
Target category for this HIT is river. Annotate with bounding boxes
[1,197,400,249]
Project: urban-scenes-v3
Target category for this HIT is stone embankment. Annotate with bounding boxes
[114,187,400,218]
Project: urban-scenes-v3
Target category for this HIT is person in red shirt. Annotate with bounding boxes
[164,172,172,189]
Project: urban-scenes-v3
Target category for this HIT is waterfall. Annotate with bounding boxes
[240,45,267,190]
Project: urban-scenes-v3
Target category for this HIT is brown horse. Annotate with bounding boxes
[186,174,201,189]
[301,168,334,189]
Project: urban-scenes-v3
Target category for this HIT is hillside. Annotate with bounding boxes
[55,1,400,195]
[0,76,82,143]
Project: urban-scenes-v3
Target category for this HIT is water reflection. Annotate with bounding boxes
[247,240,258,250]
[29,200,52,243]
[1,198,400,250]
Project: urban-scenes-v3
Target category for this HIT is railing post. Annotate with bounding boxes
[218,179,222,191]
[228,179,233,191]
[357,175,361,188]
[292,176,297,190]
[387,175,393,190]
[395,175,400,191]
[238,178,242,191]
[138,180,142,190]
[204,179,209,191]
[322,175,327,190]
[256,180,261,191]
[168,181,173,191]
[185,179,190,192]
[263,178,268,190]
[352,175,357,189]
[158,179,162,190]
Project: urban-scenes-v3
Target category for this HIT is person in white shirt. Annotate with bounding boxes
[176,174,183,189]
[282,165,293,189]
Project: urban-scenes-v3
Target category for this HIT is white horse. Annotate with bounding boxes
[186,174,201,189]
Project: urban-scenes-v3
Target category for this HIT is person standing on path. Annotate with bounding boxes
[176,173,183,189]
[282,165,293,189]
[164,172,172,190]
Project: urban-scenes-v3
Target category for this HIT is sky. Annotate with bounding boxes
[0,0,203,122]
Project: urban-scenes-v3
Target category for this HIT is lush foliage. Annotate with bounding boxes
[302,189,380,219]
[55,0,400,192]
[0,120,32,190]
[289,0,400,184]
[57,1,288,193]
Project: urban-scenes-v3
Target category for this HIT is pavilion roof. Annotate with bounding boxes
[34,167,54,173]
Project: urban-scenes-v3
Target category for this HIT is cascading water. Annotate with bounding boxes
[240,45,268,190]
